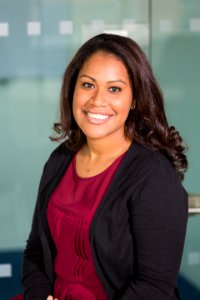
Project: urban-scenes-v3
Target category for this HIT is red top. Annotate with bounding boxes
[47,153,124,300]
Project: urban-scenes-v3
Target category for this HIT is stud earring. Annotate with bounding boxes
[130,103,136,110]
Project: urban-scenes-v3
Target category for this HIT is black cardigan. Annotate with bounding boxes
[22,142,188,300]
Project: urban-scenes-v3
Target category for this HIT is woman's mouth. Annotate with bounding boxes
[87,112,109,120]
[85,111,111,124]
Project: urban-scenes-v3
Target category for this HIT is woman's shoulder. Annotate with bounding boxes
[125,142,188,204]
[42,142,75,177]
[126,142,179,181]
[128,142,170,165]
[47,141,75,162]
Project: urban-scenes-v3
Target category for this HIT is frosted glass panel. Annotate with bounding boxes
[0,0,149,250]
[1,0,200,298]
[152,0,200,295]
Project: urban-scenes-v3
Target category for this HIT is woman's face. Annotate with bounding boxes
[72,51,133,142]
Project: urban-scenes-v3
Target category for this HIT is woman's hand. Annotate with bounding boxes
[47,295,58,300]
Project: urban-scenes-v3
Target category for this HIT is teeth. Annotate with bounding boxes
[87,113,109,120]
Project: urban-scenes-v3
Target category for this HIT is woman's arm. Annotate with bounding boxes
[120,155,188,299]
[22,144,73,299]
[22,163,53,300]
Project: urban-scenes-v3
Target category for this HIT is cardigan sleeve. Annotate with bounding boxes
[21,143,74,299]
[21,162,53,300]
[119,154,188,299]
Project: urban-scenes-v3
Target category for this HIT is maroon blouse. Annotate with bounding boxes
[47,153,124,300]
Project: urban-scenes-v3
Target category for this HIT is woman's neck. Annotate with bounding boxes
[82,135,132,161]
[75,135,132,178]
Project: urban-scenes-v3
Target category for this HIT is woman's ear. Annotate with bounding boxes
[130,101,136,110]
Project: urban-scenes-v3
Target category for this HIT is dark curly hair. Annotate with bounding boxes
[51,33,188,180]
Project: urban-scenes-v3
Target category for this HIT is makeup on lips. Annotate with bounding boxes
[84,111,112,124]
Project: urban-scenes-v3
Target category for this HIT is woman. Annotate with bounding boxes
[22,33,188,300]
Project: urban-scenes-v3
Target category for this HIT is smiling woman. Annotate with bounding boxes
[72,51,133,177]
[72,51,133,143]
[22,33,188,300]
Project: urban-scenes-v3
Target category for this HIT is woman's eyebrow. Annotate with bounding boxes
[79,74,96,81]
[106,79,127,86]
[79,75,127,86]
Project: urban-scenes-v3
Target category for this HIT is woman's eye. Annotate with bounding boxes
[109,86,121,93]
[82,82,94,89]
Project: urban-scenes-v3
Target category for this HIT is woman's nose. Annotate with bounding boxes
[90,88,106,106]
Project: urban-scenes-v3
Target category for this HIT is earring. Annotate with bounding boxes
[130,103,136,110]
